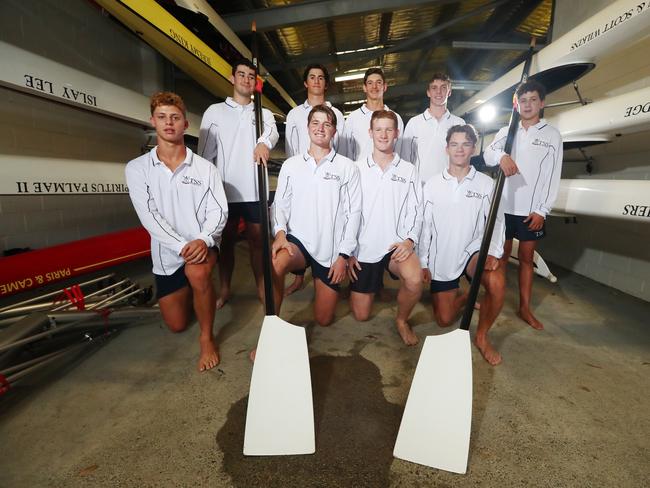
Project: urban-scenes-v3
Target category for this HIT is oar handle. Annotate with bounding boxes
[251,22,276,316]
[460,37,537,331]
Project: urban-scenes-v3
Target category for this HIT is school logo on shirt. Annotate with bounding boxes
[181,176,202,186]
[391,174,406,184]
[532,138,550,148]
[323,172,341,181]
[465,190,483,199]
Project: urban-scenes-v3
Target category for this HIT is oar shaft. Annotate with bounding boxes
[252,22,276,316]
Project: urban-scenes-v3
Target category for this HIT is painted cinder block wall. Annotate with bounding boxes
[0,0,214,254]
[539,0,650,301]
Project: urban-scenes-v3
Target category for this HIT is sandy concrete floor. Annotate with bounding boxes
[0,245,648,487]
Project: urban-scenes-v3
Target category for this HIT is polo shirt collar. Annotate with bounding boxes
[518,118,547,131]
[150,146,193,167]
[423,108,451,121]
[303,148,337,164]
[225,96,253,111]
[367,152,401,169]
[443,165,475,182]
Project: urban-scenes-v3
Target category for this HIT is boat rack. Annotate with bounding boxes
[0,274,159,398]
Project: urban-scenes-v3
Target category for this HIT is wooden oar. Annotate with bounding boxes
[243,21,315,456]
[393,38,537,474]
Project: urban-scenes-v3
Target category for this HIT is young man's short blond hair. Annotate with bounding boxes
[150,91,187,117]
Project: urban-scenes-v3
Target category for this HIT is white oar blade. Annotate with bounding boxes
[244,315,315,456]
[394,329,472,474]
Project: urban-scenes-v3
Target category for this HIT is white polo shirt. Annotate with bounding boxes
[402,109,465,185]
[197,97,279,203]
[484,119,563,218]
[355,154,423,263]
[341,104,404,161]
[419,166,504,282]
[272,150,361,268]
[285,100,345,157]
[125,147,228,276]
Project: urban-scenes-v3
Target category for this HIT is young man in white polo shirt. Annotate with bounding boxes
[283,63,345,296]
[341,68,404,161]
[402,73,465,185]
[271,104,361,327]
[484,80,562,331]
[198,58,279,308]
[125,92,228,372]
[348,110,423,346]
[419,125,506,365]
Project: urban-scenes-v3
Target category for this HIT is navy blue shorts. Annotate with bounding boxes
[286,234,339,291]
[429,252,476,293]
[155,265,188,299]
[350,251,399,294]
[505,213,545,241]
[228,201,262,224]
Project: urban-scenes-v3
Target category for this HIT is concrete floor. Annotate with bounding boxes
[0,244,648,487]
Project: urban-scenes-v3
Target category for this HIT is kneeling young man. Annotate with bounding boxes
[348,110,423,346]
[125,92,227,371]
[419,125,506,365]
[271,104,361,326]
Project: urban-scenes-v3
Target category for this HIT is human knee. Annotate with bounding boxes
[315,311,335,327]
[165,317,189,333]
[402,275,423,294]
[435,310,455,327]
[185,263,212,284]
[351,305,371,322]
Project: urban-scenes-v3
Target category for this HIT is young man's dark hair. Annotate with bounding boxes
[364,67,385,84]
[446,124,478,145]
[516,79,547,100]
[428,72,451,86]
[302,63,330,86]
[231,58,257,76]
[308,104,337,129]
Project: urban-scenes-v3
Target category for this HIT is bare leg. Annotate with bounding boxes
[313,278,339,327]
[389,254,422,346]
[157,285,192,332]
[185,250,219,371]
[349,290,374,322]
[466,255,506,365]
[517,240,544,330]
[431,289,465,327]
[244,222,266,304]
[216,218,238,309]
[284,274,305,297]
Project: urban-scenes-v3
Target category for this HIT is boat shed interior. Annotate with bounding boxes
[0,1,648,486]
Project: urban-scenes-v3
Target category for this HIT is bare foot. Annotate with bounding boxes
[474,337,502,366]
[249,348,256,363]
[284,275,305,297]
[517,308,544,330]
[198,337,220,371]
[216,290,231,310]
[396,319,419,346]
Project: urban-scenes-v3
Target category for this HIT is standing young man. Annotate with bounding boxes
[271,105,361,327]
[283,63,345,296]
[125,92,227,371]
[484,80,562,330]
[341,68,404,161]
[348,111,423,346]
[285,63,345,157]
[402,73,465,185]
[198,59,279,308]
[419,125,506,365]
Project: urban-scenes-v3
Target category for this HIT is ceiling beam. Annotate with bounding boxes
[223,0,459,34]
[452,40,546,50]
[264,0,508,72]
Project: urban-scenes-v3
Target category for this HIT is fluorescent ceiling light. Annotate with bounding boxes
[343,99,366,105]
[335,45,384,56]
[334,72,366,82]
